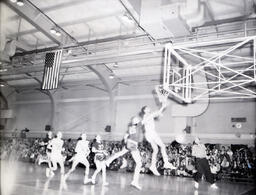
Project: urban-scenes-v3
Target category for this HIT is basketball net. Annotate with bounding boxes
[155,85,169,105]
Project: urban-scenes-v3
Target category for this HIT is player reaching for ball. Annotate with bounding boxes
[140,86,176,176]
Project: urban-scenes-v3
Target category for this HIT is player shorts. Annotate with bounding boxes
[95,153,106,161]
[50,153,63,162]
[74,154,88,164]
[126,139,138,151]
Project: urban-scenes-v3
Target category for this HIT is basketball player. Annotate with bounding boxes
[90,135,109,186]
[105,116,143,190]
[38,131,53,166]
[140,87,176,176]
[192,137,218,189]
[64,133,90,184]
[46,131,65,177]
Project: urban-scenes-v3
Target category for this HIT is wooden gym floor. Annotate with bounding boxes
[1,161,255,195]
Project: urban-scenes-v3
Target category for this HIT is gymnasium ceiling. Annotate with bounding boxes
[0,0,255,95]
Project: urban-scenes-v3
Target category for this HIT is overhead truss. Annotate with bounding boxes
[163,36,256,103]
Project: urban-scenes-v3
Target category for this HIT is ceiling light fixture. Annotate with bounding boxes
[55,31,61,37]
[109,73,115,79]
[50,28,61,36]
[121,13,133,23]
[113,62,119,68]
[10,0,17,3]
[17,0,24,6]
[50,28,56,34]
[0,83,5,87]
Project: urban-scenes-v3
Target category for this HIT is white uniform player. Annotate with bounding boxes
[141,87,176,176]
[64,133,90,184]
[46,131,65,177]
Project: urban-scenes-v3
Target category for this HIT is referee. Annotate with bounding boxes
[192,137,218,189]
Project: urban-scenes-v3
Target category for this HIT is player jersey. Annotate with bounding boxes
[75,140,90,156]
[43,136,51,143]
[43,137,52,152]
[142,114,156,133]
[192,144,207,158]
[127,122,143,143]
[92,141,106,161]
[125,123,143,151]
[50,138,64,155]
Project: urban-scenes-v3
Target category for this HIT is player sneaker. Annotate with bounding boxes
[91,179,96,185]
[102,182,109,186]
[46,168,50,177]
[210,183,218,189]
[149,166,160,176]
[49,170,55,177]
[164,162,177,170]
[131,181,142,190]
[83,177,91,184]
[194,182,199,189]
[120,159,128,169]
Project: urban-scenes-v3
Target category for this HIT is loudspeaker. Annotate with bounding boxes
[45,125,51,131]
[105,125,111,132]
[184,126,191,134]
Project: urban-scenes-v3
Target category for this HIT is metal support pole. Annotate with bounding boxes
[166,48,171,90]
[218,58,221,91]
[188,67,192,101]
[254,38,256,81]
[182,68,185,98]
[163,45,168,89]
[185,68,189,102]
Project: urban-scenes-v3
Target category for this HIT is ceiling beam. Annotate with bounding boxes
[3,0,83,47]
[118,0,155,42]
[14,34,148,56]
[3,51,163,76]
[8,11,124,38]
[6,35,254,76]
[193,15,254,30]
[7,0,93,21]
[12,24,142,51]
[4,0,62,45]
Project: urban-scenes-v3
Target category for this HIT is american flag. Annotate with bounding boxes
[41,50,63,90]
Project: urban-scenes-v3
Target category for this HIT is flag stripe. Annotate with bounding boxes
[42,50,62,90]
[51,54,57,88]
[52,52,59,88]
[48,54,55,88]
[54,51,61,88]
[54,52,61,88]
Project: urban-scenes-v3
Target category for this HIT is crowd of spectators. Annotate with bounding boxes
[0,136,255,182]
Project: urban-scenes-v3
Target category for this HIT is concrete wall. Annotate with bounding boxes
[195,100,256,134]
[1,83,255,144]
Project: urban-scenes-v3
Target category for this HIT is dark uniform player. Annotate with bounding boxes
[38,131,53,167]
[90,135,109,186]
[105,116,143,190]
